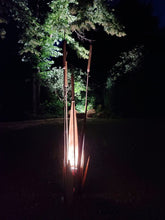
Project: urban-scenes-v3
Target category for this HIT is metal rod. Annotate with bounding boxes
[87,44,92,73]
[64,87,66,168]
[65,62,68,163]
[71,73,75,101]
[63,40,66,67]
[73,101,75,175]
[63,42,66,168]
[82,156,90,187]
[79,44,92,170]
[63,41,68,168]
[85,44,92,115]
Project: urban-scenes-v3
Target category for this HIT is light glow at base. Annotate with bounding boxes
[67,101,79,170]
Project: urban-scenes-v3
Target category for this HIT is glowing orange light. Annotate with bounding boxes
[67,101,79,171]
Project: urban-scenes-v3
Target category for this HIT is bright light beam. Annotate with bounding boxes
[67,101,79,171]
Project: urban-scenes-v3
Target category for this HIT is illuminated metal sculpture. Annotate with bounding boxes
[63,41,92,203]
[68,74,79,173]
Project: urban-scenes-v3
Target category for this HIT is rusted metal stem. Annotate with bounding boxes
[79,45,92,171]
[63,41,68,169]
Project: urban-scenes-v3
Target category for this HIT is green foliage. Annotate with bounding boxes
[40,94,64,117]
[107,45,144,84]
[41,66,95,113]
[0,0,8,39]
[87,96,95,110]
[71,0,125,37]
[3,0,126,78]
[7,0,89,66]
[0,28,6,39]
[5,0,125,67]
[41,66,84,99]
[106,77,113,89]
[104,45,144,117]
[40,67,64,99]
[2,0,125,117]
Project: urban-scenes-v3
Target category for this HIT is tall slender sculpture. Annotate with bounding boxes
[63,42,92,203]
[67,74,79,173]
[63,40,68,172]
[79,44,92,185]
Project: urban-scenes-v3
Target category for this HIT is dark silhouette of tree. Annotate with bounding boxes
[116,0,158,38]
[102,0,161,117]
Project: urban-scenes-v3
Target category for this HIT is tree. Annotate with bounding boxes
[101,0,159,117]
[41,66,95,114]
[9,0,125,64]
[2,0,125,117]
[104,44,144,115]
[107,44,144,82]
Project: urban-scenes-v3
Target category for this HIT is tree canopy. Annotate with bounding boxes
[2,0,125,70]
[1,0,159,119]
[0,0,126,116]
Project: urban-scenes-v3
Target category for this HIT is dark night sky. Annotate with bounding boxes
[152,0,165,28]
[114,0,165,28]
[140,0,165,28]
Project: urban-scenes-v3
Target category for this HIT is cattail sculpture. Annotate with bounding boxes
[63,41,92,203]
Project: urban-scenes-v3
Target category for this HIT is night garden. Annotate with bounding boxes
[0,0,165,219]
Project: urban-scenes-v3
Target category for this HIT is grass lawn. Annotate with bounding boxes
[0,118,164,219]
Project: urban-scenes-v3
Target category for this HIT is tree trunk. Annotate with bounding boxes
[32,72,37,116]
[32,70,41,117]
[37,78,40,113]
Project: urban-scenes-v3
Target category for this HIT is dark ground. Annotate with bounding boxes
[0,118,164,220]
